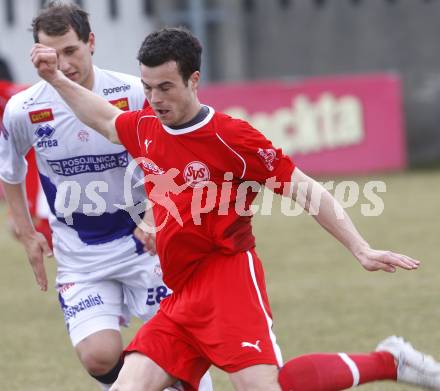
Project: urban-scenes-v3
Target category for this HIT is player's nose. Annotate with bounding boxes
[150,89,163,104]
[57,55,71,72]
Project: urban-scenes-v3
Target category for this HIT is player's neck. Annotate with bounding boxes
[169,105,209,130]
[81,67,95,91]
[172,101,202,127]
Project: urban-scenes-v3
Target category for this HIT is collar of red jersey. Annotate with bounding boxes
[162,105,215,135]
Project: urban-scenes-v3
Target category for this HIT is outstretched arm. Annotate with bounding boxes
[31,44,122,144]
[289,167,420,272]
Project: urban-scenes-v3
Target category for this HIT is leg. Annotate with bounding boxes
[75,329,123,379]
[278,336,440,391]
[377,336,440,389]
[175,250,282,389]
[110,352,176,391]
[278,351,396,391]
[229,364,281,391]
[57,280,128,389]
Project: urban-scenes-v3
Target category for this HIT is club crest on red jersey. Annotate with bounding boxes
[257,148,277,172]
[183,161,210,188]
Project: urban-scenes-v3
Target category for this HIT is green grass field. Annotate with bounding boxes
[1,170,440,390]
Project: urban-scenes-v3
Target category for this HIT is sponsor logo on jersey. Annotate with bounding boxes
[22,98,52,110]
[183,161,210,188]
[77,129,90,142]
[257,148,277,171]
[144,139,153,153]
[29,108,54,124]
[47,151,129,176]
[109,97,130,111]
[241,340,262,352]
[35,124,58,148]
[103,84,131,96]
[0,120,9,140]
[58,292,104,321]
[35,124,55,139]
[141,159,165,175]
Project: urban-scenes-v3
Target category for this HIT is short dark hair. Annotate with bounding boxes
[32,1,91,43]
[137,27,202,83]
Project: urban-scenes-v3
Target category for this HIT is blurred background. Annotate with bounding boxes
[1,1,440,390]
[2,0,440,166]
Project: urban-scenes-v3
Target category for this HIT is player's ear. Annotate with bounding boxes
[189,71,200,90]
[88,32,96,55]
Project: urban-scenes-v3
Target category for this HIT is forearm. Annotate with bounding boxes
[2,181,36,239]
[51,72,121,143]
[142,201,156,232]
[290,169,369,256]
[311,189,369,256]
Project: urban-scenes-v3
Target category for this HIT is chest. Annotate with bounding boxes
[30,104,124,160]
[139,126,234,188]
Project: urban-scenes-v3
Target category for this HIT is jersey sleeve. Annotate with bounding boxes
[0,99,32,184]
[220,117,295,194]
[115,110,144,159]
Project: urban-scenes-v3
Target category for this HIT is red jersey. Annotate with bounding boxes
[115,105,295,291]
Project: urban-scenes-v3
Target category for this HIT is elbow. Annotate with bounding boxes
[108,131,120,144]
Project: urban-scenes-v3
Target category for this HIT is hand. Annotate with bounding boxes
[354,246,420,273]
[134,226,157,256]
[19,231,53,291]
[30,44,61,84]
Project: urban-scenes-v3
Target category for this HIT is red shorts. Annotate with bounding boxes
[124,249,282,390]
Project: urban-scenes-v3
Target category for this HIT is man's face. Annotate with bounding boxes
[37,28,95,89]
[140,61,200,127]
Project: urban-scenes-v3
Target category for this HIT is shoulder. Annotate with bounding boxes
[97,67,142,90]
[4,81,53,125]
[213,111,257,140]
[96,67,145,110]
[131,106,158,127]
[116,106,156,128]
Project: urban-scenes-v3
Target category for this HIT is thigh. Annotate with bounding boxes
[166,249,282,373]
[229,364,281,391]
[56,280,124,346]
[124,311,210,391]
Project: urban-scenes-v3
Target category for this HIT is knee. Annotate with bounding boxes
[236,378,280,391]
[79,349,121,375]
[75,330,123,376]
[110,377,160,391]
[231,365,281,391]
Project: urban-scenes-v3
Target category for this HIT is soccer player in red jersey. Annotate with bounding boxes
[31,27,440,391]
